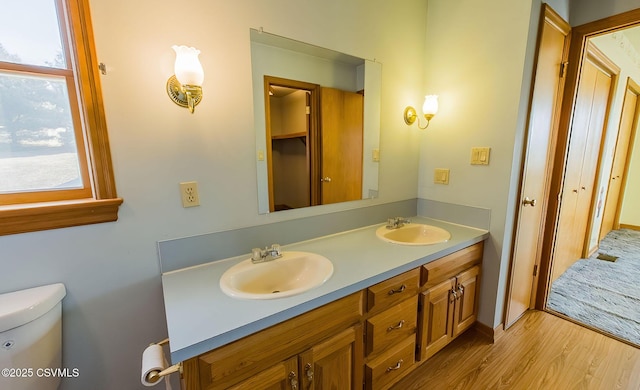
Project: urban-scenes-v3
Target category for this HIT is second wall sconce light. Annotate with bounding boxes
[404,95,438,129]
[166,45,204,113]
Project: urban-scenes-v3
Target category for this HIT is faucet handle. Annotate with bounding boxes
[270,244,281,255]
[251,248,263,261]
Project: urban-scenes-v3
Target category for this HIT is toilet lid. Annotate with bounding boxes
[0,283,66,333]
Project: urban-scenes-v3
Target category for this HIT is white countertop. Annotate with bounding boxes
[161,217,489,363]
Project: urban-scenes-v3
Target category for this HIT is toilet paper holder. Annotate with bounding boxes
[145,338,182,384]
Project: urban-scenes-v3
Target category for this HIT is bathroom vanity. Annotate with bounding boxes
[161,218,488,390]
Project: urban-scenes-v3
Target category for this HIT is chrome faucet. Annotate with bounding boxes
[386,217,411,229]
[251,244,282,263]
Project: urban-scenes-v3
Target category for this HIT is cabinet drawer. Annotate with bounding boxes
[365,336,416,390]
[421,242,483,287]
[366,297,417,357]
[367,268,420,313]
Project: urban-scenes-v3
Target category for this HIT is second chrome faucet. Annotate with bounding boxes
[251,244,282,263]
[386,217,411,229]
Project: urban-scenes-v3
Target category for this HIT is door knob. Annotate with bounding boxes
[522,197,537,207]
[321,177,332,182]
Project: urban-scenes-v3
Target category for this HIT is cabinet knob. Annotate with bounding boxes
[522,197,537,207]
[321,177,332,182]
[388,284,406,295]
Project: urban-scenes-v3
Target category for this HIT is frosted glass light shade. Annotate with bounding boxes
[172,45,204,86]
[422,95,438,117]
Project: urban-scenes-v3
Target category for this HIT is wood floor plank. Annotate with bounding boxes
[391,310,640,390]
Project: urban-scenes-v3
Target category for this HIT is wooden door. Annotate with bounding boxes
[417,278,454,361]
[552,44,617,281]
[505,5,570,328]
[227,356,298,390]
[600,79,640,240]
[452,265,480,337]
[320,87,363,205]
[299,325,363,390]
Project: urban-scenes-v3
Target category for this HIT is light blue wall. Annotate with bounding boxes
[417,0,571,328]
[0,1,427,389]
[3,0,628,389]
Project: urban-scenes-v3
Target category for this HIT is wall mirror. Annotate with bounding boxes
[251,28,381,214]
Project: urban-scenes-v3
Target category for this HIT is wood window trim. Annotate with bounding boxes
[0,0,122,236]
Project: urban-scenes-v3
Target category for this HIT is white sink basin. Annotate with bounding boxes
[219,251,333,299]
[376,224,451,245]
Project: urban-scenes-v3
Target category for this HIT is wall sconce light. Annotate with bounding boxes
[404,95,439,129]
[166,45,204,113]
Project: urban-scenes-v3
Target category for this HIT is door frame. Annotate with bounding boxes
[263,76,320,212]
[599,77,640,240]
[535,8,640,309]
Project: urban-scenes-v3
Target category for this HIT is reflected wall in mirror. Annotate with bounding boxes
[251,28,381,214]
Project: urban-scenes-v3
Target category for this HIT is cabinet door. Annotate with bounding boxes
[417,278,454,361]
[299,325,363,390]
[452,265,480,337]
[227,356,298,390]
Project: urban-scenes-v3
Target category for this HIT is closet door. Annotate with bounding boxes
[505,4,570,328]
[552,44,617,281]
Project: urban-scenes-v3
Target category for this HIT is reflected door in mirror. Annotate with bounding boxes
[320,87,363,205]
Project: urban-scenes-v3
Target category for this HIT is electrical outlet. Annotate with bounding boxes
[179,181,200,208]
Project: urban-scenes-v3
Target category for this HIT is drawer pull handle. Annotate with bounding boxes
[304,363,314,385]
[387,320,405,331]
[388,284,406,295]
[386,359,403,372]
[289,371,298,390]
[450,289,458,303]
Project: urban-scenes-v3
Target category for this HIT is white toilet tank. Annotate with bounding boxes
[0,283,66,390]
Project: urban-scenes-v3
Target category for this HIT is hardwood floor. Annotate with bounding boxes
[392,310,640,390]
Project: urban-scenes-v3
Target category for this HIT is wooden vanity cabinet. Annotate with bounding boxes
[181,291,364,390]
[417,242,483,361]
[180,242,484,390]
[227,326,362,390]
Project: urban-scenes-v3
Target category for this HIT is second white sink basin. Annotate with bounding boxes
[376,223,451,245]
[219,251,333,299]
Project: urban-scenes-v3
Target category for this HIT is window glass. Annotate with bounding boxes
[0,72,82,193]
[0,0,66,68]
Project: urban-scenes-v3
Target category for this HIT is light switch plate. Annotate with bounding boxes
[434,168,450,184]
[372,149,380,162]
[471,147,491,165]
